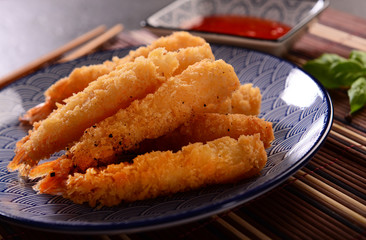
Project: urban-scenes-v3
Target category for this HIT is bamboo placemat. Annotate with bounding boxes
[0,7,365,240]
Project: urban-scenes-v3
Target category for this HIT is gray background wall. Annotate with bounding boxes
[0,0,365,78]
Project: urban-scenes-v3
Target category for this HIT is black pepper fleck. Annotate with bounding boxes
[109,134,113,138]
[50,172,55,177]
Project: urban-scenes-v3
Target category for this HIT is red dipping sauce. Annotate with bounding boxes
[185,15,291,40]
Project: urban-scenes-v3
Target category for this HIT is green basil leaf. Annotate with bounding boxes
[349,50,366,67]
[303,54,346,88]
[348,77,366,114]
[315,53,346,64]
[330,59,364,87]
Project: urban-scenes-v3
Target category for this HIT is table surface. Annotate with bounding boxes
[1,2,366,240]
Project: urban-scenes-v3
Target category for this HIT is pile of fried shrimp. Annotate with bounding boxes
[8,32,274,207]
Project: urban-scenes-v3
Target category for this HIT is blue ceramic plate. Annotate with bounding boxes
[0,45,333,234]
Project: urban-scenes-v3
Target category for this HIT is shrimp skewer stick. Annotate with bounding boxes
[29,59,240,188]
[10,44,215,175]
[20,32,207,124]
[42,134,267,207]
[138,113,274,153]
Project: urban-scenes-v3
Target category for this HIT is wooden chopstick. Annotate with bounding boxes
[59,23,124,63]
[0,25,106,89]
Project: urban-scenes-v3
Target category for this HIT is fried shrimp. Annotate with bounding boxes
[138,113,274,153]
[205,83,262,115]
[46,134,267,207]
[10,44,215,175]
[20,31,207,124]
[118,31,207,64]
[19,60,118,125]
[11,55,166,174]
[9,30,275,208]
[29,59,240,188]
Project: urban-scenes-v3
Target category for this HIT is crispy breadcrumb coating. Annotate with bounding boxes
[205,83,261,115]
[29,59,240,188]
[11,44,215,175]
[121,31,206,63]
[13,32,274,207]
[62,134,267,207]
[138,113,274,152]
[20,31,207,124]
[68,59,239,169]
[10,50,169,173]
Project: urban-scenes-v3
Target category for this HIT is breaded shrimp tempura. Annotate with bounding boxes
[29,59,240,188]
[205,83,262,115]
[56,134,267,207]
[120,31,206,64]
[9,50,171,174]
[138,113,274,153]
[9,43,214,175]
[20,31,207,124]
[19,61,116,124]
[10,44,215,175]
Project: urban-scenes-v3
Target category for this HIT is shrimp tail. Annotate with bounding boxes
[8,147,30,172]
[8,134,36,174]
[28,160,59,179]
[29,156,74,179]
[30,156,74,195]
[19,98,55,125]
[33,174,68,196]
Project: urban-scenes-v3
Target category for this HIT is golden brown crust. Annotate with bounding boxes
[29,59,240,191]
[11,44,215,174]
[12,32,274,207]
[64,134,266,207]
[204,83,262,115]
[20,32,208,125]
[68,59,240,172]
[138,113,274,152]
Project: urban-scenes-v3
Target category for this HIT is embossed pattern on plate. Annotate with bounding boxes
[0,45,333,234]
